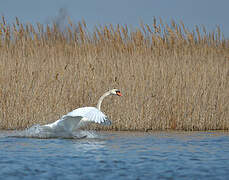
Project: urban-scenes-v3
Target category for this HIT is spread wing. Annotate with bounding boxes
[45,107,112,132]
[66,107,112,126]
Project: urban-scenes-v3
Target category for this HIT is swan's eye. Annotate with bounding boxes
[116,90,122,96]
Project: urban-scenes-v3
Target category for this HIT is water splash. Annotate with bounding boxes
[10,124,98,139]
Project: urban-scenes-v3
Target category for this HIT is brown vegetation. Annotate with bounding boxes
[0,16,229,131]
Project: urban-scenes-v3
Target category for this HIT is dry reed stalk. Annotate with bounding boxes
[0,16,229,131]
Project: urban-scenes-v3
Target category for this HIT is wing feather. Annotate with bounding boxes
[45,107,112,133]
[66,107,112,126]
[43,107,112,133]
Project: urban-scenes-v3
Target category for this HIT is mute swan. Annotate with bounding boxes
[43,89,122,132]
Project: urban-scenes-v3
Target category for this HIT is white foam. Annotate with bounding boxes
[11,124,98,139]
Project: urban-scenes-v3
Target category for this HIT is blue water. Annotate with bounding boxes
[0,131,229,180]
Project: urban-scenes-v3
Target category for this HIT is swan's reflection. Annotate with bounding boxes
[72,140,107,152]
[71,139,111,164]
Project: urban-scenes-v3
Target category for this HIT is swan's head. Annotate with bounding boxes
[110,89,122,96]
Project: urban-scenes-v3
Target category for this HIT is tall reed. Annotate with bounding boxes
[0,16,229,131]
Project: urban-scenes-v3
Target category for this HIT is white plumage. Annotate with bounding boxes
[44,107,111,131]
[43,89,122,133]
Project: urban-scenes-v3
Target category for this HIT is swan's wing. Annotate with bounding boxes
[44,107,111,133]
[44,116,82,132]
[66,107,112,126]
[58,116,82,131]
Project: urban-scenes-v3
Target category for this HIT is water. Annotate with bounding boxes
[1,131,229,180]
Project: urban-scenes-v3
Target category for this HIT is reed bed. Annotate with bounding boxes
[0,16,229,131]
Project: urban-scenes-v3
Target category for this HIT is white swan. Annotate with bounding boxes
[43,89,122,133]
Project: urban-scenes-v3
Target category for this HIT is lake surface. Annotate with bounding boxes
[0,131,229,180]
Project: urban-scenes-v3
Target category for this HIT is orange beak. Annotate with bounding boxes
[116,92,122,96]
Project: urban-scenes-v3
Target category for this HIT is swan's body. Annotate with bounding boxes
[43,89,122,133]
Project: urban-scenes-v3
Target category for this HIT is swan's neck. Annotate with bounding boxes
[96,91,111,110]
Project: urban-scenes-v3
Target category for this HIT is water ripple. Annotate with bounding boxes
[0,131,229,180]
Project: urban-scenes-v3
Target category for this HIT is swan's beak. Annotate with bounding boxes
[116,92,122,96]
